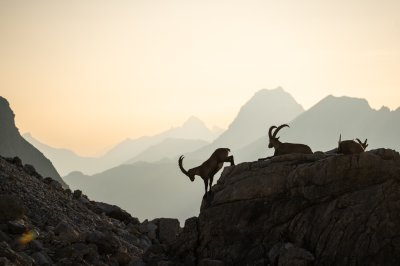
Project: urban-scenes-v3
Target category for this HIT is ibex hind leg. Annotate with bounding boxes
[225,155,235,166]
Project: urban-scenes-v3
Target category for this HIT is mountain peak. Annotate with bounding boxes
[0,96,10,105]
[319,95,371,109]
[253,86,286,97]
[0,97,66,187]
[0,96,17,132]
[244,87,304,114]
[191,87,305,157]
[226,87,303,136]
[182,116,206,128]
[379,106,391,113]
[164,116,216,142]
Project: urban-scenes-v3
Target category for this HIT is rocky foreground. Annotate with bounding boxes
[0,156,180,266]
[1,149,400,265]
[171,149,400,265]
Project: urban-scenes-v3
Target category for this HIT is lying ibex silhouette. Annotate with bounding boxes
[337,134,368,154]
[178,148,234,196]
[268,124,313,156]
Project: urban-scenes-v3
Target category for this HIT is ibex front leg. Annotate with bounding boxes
[209,175,214,193]
[203,178,209,198]
[225,155,235,166]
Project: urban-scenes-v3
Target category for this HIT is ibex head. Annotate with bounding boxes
[178,156,195,182]
[356,138,368,150]
[268,124,289,148]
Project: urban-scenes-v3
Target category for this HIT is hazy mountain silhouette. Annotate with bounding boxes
[63,87,306,222]
[124,138,208,164]
[63,159,204,222]
[23,133,101,177]
[0,97,67,187]
[24,116,216,176]
[105,116,216,166]
[64,92,400,224]
[188,87,304,159]
[237,95,400,161]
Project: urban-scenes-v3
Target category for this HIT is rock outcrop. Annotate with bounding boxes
[0,155,179,265]
[0,96,67,188]
[171,149,400,265]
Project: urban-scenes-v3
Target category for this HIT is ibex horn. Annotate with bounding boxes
[273,124,289,138]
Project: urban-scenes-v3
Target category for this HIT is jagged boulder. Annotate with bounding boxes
[94,202,139,224]
[173,149,400,265]
[169,217,198,264]
[0,155,164,265]
[152,218,180,244]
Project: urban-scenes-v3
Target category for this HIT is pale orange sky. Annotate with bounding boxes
[1,0,399,156]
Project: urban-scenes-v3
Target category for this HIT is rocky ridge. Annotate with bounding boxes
[170,149,400,265]
[0,156,180,265]
[2,148,400,265]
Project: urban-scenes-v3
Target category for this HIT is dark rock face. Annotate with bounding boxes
[169,217,198,265]
[0,155,174,265]
[94,202,139,225]
[153,218,180,244]
[0,195,25,222]
[172,149,400,265]
[0,97,67,188]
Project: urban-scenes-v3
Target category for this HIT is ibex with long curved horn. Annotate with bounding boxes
[178,148,234,196]
[337,134,368,154]
[268,124,313,156]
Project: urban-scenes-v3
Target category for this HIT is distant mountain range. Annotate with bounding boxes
[236,95,400,162]
[124,138,208,164]
[24,116,219,176]
[64,160,204,222]
[188,87,304,160]
[0,97,67,188]
[63,87,309,221]
[7,87,400,223]
[64,88,400,222]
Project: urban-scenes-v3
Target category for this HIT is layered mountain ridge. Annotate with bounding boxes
[189,87,304,159]
[237,94,400,161]
[24,116,217,176]
[63,87,307,221]
[63,89,400,223]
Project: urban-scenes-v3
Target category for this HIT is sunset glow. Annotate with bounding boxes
[1,0,399,156]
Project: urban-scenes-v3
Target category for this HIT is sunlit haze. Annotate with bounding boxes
[1,0,399,156]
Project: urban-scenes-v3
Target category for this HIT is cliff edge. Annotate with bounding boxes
[171,149,400,265]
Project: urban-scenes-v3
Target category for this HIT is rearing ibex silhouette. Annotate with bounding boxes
[178,148,234,196]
